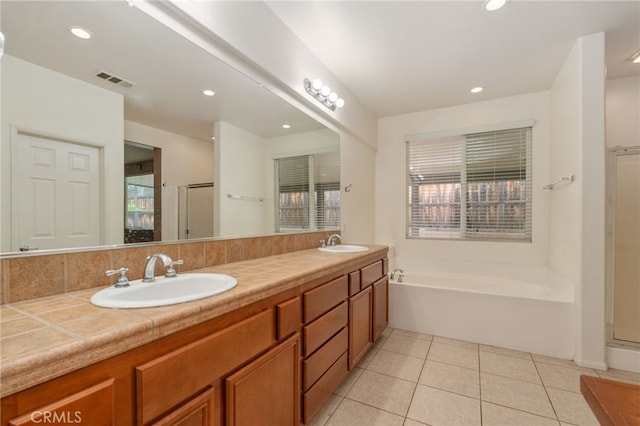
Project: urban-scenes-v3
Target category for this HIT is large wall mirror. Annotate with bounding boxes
[1,1,340,254]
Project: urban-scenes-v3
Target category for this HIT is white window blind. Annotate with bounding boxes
[407,127,532,241]
[274,150,340,232]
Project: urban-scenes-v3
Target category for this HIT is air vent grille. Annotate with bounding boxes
[96,70,136,88]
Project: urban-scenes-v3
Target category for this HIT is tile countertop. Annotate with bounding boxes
[0,245,387,398]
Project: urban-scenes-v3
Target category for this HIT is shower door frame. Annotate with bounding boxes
[605,145,640,349]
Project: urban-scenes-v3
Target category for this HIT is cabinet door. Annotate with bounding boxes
[152,387,219,426]
[372,277,389,341]
[225,334,300,426]
[8,379,115,426]
[348,286,372,369]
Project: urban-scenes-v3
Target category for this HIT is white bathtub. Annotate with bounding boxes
[389,267,576,359]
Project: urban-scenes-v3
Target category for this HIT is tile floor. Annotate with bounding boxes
[310,327,640,426]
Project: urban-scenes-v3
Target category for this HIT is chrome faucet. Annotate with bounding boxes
[326,234,342,246]
[142,253,183,282]
[390,268,404,282]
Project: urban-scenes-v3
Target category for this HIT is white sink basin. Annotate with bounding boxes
[90,273,238,308]
[319,244,369,253]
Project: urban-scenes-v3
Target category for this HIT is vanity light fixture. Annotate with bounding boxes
[304,78,344,111]
[630,50,640,64]
[470,86,484,93]
[203,89,215,97]
[484,0,508,12]
[69,26,92,40]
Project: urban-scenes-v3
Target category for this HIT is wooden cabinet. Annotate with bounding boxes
[372,277,389,341]
[8,379,115,426]
[226,334,300,426]
[152,387,219,426]
[1,252,389,426]
[136,310,274,425]
[348,259,388,369]
[348,286,372,369]
[301,276,349,423]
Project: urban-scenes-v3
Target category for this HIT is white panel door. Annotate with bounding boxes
[14,133,102,251]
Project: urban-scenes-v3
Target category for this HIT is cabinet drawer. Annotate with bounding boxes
[277,296,301,340]
[303,275,348,323]
[303,352,348,425]
[348,270,361,296]
[303,301,348,357]
[361,260,383,290]
[303,327,348,391]
[8,379,115,426]
[136,309,274,425]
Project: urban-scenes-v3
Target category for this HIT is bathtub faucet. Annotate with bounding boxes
[390,268,404,282]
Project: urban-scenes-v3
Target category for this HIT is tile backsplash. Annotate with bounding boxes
[0,231,337,304]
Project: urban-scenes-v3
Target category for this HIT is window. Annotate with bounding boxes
[407,127,532,241]
[274,150,340,232]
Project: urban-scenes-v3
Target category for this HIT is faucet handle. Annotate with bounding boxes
[165,259,184,278]
[106,267,130,288]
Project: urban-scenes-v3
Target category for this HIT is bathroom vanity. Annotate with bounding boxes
[0,245,388,425]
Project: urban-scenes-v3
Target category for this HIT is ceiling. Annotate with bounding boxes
[266,0,640,118]
[1,1,324,142]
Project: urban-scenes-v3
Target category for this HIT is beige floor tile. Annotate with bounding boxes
[536,362,598,393]
[546,387,600,426]
[481,402,559,426]
[479,344,532,360]
[356,346,379,369]
[532,353,578,368]
[480,372,555,418]
[597,368,640,385]
[392,329,433,341]
[346,370,417,416]
[407,384,481,426]
[335,367,364,396]
[309,395,343,426]
[326,399,405,426]
[480,351,541,384]
[433,336,479,349]
[427,342,479,370]
[381,334,431,358]
[367,349,425,382]
[403,419,428,426]
[419,360,480,399]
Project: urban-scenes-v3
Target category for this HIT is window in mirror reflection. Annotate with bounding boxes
[125,174,155,242]
[275,151,340,232]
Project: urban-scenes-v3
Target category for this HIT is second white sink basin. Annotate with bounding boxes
[90,273,238,308]
[319,244,369,253]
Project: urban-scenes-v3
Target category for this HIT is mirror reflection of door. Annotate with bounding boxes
[124,141,161,243]
[13,131,102,251]
[178,183,214,240]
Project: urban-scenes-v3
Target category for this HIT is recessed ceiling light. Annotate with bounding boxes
[70,26,92,40]
[484,0,507,12]
[282,124,291,129]
[631,50,640,64]
[203,89,215,97]
[471,87,484,94]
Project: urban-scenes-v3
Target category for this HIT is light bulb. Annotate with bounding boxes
[328,92,338,103]
[70,26,92,40]
[312,79,323,91]
[320,85,331,96]
[335,98,345,108]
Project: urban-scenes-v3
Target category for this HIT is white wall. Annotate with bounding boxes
[214,121,269,237]
[124,121,214,241]
[1,55,124,251]
[549,33,607,369]
[376,92,551,270]
[606,76,640,148]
